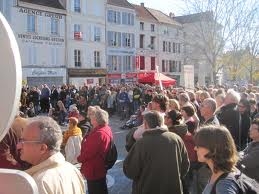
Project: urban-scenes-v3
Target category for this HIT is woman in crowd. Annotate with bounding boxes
[181,105,197,134]
[63,117,82,164]
[194,125,239,194]
[56,100,67,125]
[77,107,113,194]
[168,99,181,112]
[238,118,259,182]
[164,109,198,194]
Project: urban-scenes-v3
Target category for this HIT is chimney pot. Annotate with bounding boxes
[140,3,144,7]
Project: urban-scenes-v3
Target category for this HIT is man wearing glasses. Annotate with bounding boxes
[17,116,85,194]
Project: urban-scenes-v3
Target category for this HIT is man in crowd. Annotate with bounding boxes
[200,98,220,125]
[123,111,190,194]
[217,89,241,148]
[17,116,85,194]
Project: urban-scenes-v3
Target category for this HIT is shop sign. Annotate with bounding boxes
[69,68,107,77]
[126,73,137,78]
[19,8,63,19]
[108,74,121,79]
[87,79,94,84]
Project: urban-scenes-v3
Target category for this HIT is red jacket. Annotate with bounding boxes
[77,124,112,180]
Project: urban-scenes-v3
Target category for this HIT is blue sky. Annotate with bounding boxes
[128,0,185,16]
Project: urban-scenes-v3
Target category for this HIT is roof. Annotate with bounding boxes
[131,4,157,22]
[107,0,134,9]
[146,8,181,26]
[19,0,65,10]
[174,11,214,24]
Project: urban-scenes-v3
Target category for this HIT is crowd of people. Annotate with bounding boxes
[0,82,259,194]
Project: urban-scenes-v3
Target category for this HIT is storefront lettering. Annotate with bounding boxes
[19,8,63,19]
[32,70,58,76]
[18,34,64,45]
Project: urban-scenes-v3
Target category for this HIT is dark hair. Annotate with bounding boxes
[181,105,195,117]
[239,98,251,114]
[252,118,259,131]
[143,111,163,128]
[152,94,169,112]
[167,110,182,125]
[194,125,238,173]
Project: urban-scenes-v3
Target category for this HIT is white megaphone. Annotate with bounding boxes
[0,12,38,194]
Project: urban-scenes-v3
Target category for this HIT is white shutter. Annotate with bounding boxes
[71,0,74,12]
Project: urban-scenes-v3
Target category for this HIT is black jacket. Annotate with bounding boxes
[217,103,241,148]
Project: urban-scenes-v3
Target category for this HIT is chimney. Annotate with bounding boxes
[140,3,144,7]
[169,12,175,18]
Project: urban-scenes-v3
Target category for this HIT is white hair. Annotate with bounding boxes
[226,89,240,104]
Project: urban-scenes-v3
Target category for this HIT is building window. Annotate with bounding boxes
[74,0,81,13]
[74,24,82,40]
[27,15,36,33]
[178,43,181,53]
[123,56,131,72]
[122,33,134,48]
[107,10,121,24]
[151,24,155,32]
[107,31,121,47]
[151,57,155,70]
[162,60,165,72]
[139,34,144,49]
[94,51,101,67]
[108,55,122,72]
[173,42,176,53]
[140,56,145,70]
[122,12,134,25]
[74,24,81,32]
[51,18,59,35]
[74,49,81,67]
[94,27,101,42]
[178,61,182,72]
[140,22,144,30]
[150,36,155,50]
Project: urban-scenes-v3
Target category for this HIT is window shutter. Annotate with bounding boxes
[131,34,135,48]
[118,32,121,47]
[117,12,121,24]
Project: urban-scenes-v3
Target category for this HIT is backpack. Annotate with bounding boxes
[105,138,118,170]
[211,172,259,194]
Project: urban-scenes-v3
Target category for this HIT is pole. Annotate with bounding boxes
[156,65,163,91]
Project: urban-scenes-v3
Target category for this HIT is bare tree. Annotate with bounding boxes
[176,0,259,85]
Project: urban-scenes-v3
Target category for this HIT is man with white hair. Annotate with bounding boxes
[217,89,241,149]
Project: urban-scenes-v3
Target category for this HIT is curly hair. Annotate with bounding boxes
[194,125,238,173]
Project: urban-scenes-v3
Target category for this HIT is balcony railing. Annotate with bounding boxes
[74,32,82,40]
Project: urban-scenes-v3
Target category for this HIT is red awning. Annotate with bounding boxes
[138,72,176,87]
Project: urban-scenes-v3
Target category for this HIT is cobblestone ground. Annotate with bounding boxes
[107,114,132,194]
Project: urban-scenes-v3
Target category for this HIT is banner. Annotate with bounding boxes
[183,65,194,90]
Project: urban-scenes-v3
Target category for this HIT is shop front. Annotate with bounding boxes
[107,72,138,85]
[68,68,107,88]
[23,67,67,87]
